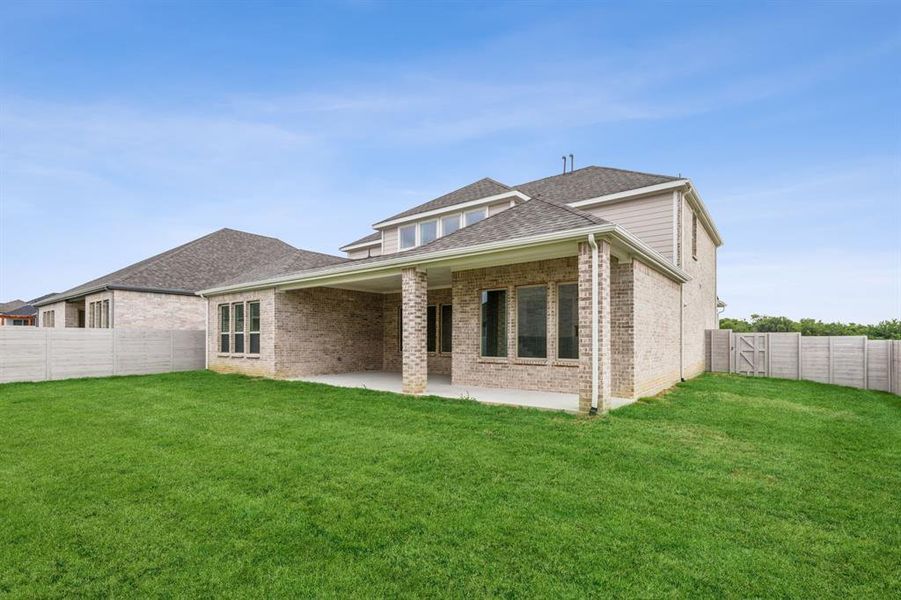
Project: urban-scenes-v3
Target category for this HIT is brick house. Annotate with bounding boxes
[32,229,344,331]
[200,166,722,414]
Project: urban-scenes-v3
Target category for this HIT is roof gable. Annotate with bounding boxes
[37,228,346,305]
[515,166,679,204]
[375,177,511,225]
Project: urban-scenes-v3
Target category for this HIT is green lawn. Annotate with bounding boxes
[1,372,899,598]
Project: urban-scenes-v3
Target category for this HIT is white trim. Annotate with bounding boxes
[398,223,417,250]
[339,239,382,252]
[372,190,528,228]
[198,223,691,296]
[588,234,599,413]
[684,184,723,247]
[419,219,439,246]
[567,180,689,208]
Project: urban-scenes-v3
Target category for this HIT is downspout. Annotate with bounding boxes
[200,293,209,370]
[588,233,599,414]
[679,190,685,381]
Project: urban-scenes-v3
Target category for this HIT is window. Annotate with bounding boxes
[43,310,55,327]
[420,220,438,245]
[480,289,507,357]
[12,319,26,326]
[557,283,579,359]
[441,214,460,237]
[517,286,547,358]
[440,304,453,353]
[248,302,261,354]
[465,208,487,226]
[101,300,109,328]
[399,224,416,249]
[691,211,698,259]
[88,303,95,328]
[233,302,245,353]
[426,305,437,352]
[219,304,230,353]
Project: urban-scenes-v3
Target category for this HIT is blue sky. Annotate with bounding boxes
[1,1,899,322]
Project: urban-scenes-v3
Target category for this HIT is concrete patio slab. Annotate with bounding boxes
[293,371,636,413]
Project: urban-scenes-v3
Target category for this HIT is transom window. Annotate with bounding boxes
[395,206,492,250]
[464,208,487,226]
[516,286,547,358]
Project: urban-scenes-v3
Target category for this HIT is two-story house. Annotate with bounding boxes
[200,165,722,414]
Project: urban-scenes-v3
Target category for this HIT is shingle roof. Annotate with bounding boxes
[210,200,610,290]
[376,177,511,224]
[36,228,346,306]
[340,231,381,249]
[3,303,37,317]
[514,165,680,204]
[0,300,26,313]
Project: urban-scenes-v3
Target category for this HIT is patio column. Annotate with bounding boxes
[401,267,428,395]
[578,238,612,414]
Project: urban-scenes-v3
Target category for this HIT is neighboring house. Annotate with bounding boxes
[0,294,56,326]
[33,229,345,330]
[199,165,722,414]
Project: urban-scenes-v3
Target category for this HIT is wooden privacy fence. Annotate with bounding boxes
[707,329,901,395]
[0,328,205,384]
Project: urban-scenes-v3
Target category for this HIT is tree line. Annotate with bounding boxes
[719,315,901,340]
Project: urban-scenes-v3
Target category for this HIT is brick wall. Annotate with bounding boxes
[112,290,206,330]
[681,197,718,378]
[632,259,681,397]
[274,287,384,377]
[84,291,111,328]
[382,288,452,376]
[610,259,635,397]
[37,301,67,327]
[452,256,581,394]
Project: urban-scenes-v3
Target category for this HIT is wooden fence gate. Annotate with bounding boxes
[734,333,767,376]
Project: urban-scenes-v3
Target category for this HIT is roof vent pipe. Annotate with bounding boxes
[569,154,574,173]
[562,155,567,175]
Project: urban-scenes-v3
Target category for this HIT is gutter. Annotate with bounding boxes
[199,223,691,297]
[587,234,599,415]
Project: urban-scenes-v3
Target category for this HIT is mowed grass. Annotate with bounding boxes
[1,372,899,598]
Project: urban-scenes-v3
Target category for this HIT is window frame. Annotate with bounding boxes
[419,220,438,246]
[219,304,230,354]
[480,288,508,358]
[101,299,109,328]
[399,224,417,250]
[232,302,245,354]
[426,304,437,353]
[556,282,579,360]
[248,301,261,355]
[397,306,403,352]
[439,304,453,354]
[515,284,548,360]
[464,207,488,226]
[440,214,461,237]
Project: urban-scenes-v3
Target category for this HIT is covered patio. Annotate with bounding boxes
[293,371,636,413]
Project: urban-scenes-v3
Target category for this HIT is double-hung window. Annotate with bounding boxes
[516,286,547,358]
[233,303,245,353]
[219,304,230,353]
[248,302,261,354]
[557,283,578,359]
[399,224,416,250]
[480,289,507,357]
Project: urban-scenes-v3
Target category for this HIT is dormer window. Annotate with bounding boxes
[399,224,416,249]
[420,220,438,245]
[464,208,487,226]
[441,214,460,236]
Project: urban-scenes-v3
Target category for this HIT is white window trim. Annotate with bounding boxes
[373,190,528,228]
[439,213,461,237]
[398,224,417,251]
[247,301,261,355]
[464,207,488,226]
[419,219,438,246]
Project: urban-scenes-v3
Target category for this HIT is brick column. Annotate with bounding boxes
[578,239,612,414]
[401,267,428,394]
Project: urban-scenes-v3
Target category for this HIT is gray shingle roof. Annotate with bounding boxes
[3,303,37,317]
[0,300,26,313]
[340,231,381,249]
[211,200,609,290]
[514,165,679,204]
[376,177,511,224]
[36,228,346,305]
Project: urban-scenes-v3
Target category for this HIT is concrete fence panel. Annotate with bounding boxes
[706,330,899,396]
[0,328,205,384]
